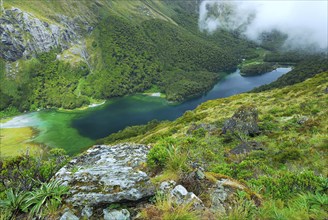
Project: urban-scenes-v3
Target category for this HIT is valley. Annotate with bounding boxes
[1,67,290,156]
[0,1,327,219]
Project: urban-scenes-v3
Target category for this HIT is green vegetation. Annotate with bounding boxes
[0,180,69,220]
[0,148,69,191]
[263,50,311,64]
[83,14,249,102]
[0,149,69,219]
[240,63,275,76]
[0,50,90,113]
[258,30,288,51]
[253,55,328,92]
[1,1,328,218]
[159,71,222,101]
[102,71,328,219]
[1,0,257,115]
[22,180,69,219]
[0,127,41,157]
[140,192,201,219]
[0,148,69,219]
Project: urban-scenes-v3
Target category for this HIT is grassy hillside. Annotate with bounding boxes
[99,71,328,218]
[1,70,327,219]
[2,0,174,24]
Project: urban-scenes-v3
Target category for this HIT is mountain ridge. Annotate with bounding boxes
[0,0,258,115]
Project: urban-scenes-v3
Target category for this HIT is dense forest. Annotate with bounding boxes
[252,55,328,92]
[0,9,256,114]
[240,63,275,76]
[0,51,90,112]
[2,0,325,114]
[1,1,327,219]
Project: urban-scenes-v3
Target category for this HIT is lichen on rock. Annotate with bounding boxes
[222,105,260,137]
[54,143,155,207]
[0,7,79,61]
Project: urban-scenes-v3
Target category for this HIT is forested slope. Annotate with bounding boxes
[0,0,256,115]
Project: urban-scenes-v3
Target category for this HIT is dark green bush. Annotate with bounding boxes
[0,149,69,192]
[147,143,170,169]
[273,148,302,163]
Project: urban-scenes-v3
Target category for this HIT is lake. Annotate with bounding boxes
[1,68,291,155]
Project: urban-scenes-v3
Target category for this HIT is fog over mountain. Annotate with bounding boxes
[199,0,328,49]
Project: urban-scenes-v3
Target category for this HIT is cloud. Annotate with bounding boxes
[199,0,328,49]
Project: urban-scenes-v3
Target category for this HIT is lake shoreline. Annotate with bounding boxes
[1,67,291,156]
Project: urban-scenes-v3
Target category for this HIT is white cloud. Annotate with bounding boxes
[199,0,328,49]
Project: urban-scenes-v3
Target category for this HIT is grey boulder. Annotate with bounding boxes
[103,208,130,220]
[55,144,155,207]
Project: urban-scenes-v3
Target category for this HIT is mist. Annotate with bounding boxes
[199,0,328,50]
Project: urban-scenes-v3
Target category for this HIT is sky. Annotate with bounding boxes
[198,0,328,49]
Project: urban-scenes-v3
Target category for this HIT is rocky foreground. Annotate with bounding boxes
[55,143,260,220]
[55,144,155,207]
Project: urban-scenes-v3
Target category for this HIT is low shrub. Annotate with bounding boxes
[249,171,327,200]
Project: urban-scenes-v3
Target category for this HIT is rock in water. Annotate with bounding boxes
[55,144,155,207]
[222,105,259,136]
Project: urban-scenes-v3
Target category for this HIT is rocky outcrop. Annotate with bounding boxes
[222,105,259,137]
[54,144,155,207]
[60,210,79,220]
[158,173,261,216]
[0,7,80,61]
[159,181,204,210]
[103,208,131,220]
[55,145,261,218]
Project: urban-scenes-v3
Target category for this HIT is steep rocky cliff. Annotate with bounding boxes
[0,7,82,61]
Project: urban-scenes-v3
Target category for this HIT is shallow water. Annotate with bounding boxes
[1,68,291,155]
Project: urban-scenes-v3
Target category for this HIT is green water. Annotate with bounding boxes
[1,68,291,155]
[34,110,95,154]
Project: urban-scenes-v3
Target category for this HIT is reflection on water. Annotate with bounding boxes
[73,68,291,139]
[1,68,291,154]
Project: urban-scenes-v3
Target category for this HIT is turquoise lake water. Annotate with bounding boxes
[1,68,291,155]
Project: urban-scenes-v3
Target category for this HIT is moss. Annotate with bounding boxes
[151,171,179,186]
[0,127,42,158]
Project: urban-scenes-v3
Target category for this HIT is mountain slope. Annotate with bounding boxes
[101,70,328,178]
[99,71,328,218]
[0,0,256,114]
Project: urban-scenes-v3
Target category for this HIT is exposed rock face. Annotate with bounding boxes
[170,185,204,210]
[159,181,204,210]
[103,208,131,220]
[55,144,155,207]
[297,116,309,125]
[222,105,259,136]
[159,175,260,215]
[0,8,80,61]
[60,210,79,220]
[81,206,93,218]
[209,179,239,213]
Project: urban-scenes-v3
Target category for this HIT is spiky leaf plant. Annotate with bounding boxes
[0,188,27,219]
[22,180,69,218]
